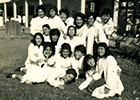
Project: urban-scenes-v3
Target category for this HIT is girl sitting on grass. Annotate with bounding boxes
[78,54,97,90]
[16,32,45,73]
[6,42,56,84]
[79,42,124,99]
[55,43,78,73]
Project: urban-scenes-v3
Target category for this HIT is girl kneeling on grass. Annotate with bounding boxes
[16,32,45,73]
[6,42,56,84]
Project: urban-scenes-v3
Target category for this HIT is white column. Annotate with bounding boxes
[81,0,86,14]
[25,0,28,27]
[4,2,7,23]
[39,0,43,5]
[113,0,119,27]
[13,1,17,19]
[57,0,61,13]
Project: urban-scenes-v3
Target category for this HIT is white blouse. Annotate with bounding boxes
[47,15,67,33]
[30,16,48,35]
[24,43,44,69]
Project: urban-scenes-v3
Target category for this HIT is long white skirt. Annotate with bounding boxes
[21,65,54,83]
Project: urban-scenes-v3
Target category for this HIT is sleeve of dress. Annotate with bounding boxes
[86,28,95,55]
[78,76,93,90]
[105,56,118,90]
[58,16,67,34]
[96,25,107,43]
[71,58,79,76]
[30,18,37,35]
[47,68,65,87]
[28,43,38,62]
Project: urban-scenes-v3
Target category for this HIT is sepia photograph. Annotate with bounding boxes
[0,0,140,100]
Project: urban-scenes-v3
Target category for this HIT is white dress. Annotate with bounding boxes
[94,17,115,45]
[30,16,48,35]
[55,55,78,73]
[24,43,44,70]
[21,56,56,83]
[92,56,124,99]
[47,15,67,33]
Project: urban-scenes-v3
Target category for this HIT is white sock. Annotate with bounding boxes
[20,68,24,71]
[12,74,16,78]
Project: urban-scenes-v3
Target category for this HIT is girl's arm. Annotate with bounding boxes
[28,44,43,64]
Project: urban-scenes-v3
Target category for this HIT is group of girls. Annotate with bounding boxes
[7,5,124,99]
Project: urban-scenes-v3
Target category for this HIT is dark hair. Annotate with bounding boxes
[74,12,85,29]
[101,7,112,16]
[74,45,86,55]
[48,5,58,17]
[36,5,46,16]
[31,32,44,46]
[43,42,55,58]
[42,24,51,29]
[67,25,77,36]
[49,29,60,46]
[59,8,69,18]
[83,54,97,72]
[86,12,97,22]
[60,43,72,58]
[97,42,112,58]
[66,68,77,84]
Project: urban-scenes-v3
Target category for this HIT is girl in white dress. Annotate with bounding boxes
[30,5,48,35]
[55,43,78,73]
[16,33,45,73]
[47,6,67,35]
[59,8,74,27]
[42,24,51,42]
[78,54,98,90]
[65,25,86,54]
[91,42,124,99]
[80,42,124,99]
[74,13,86,38]
[7,42,56,84]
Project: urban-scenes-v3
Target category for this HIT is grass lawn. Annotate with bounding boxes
[0,33,140,100]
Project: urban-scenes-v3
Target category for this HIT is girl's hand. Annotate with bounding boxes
[37,59,43,63]
[63,34,67,39]
[58,85,64,90]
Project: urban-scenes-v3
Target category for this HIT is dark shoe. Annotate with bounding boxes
[81,88,91,96]
[15,67,22,71]
[6,74,13,78]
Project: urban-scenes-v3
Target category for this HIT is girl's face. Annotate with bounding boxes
[87,58,95,67]
[43,46,52,57]
[97,46,106,57]
[51,35,59,42]
[62,74,74,83]
[49,9,56,18]
[68,27,75,37]
[43,27,50,36]
[38,9,45,18]
[76,16,83,27]
[87,16,95,26]
[101,14,110,24]
[62,49,70,58]
[74,50,83,60]
[60,12,67,22]
[35,35,42,45]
